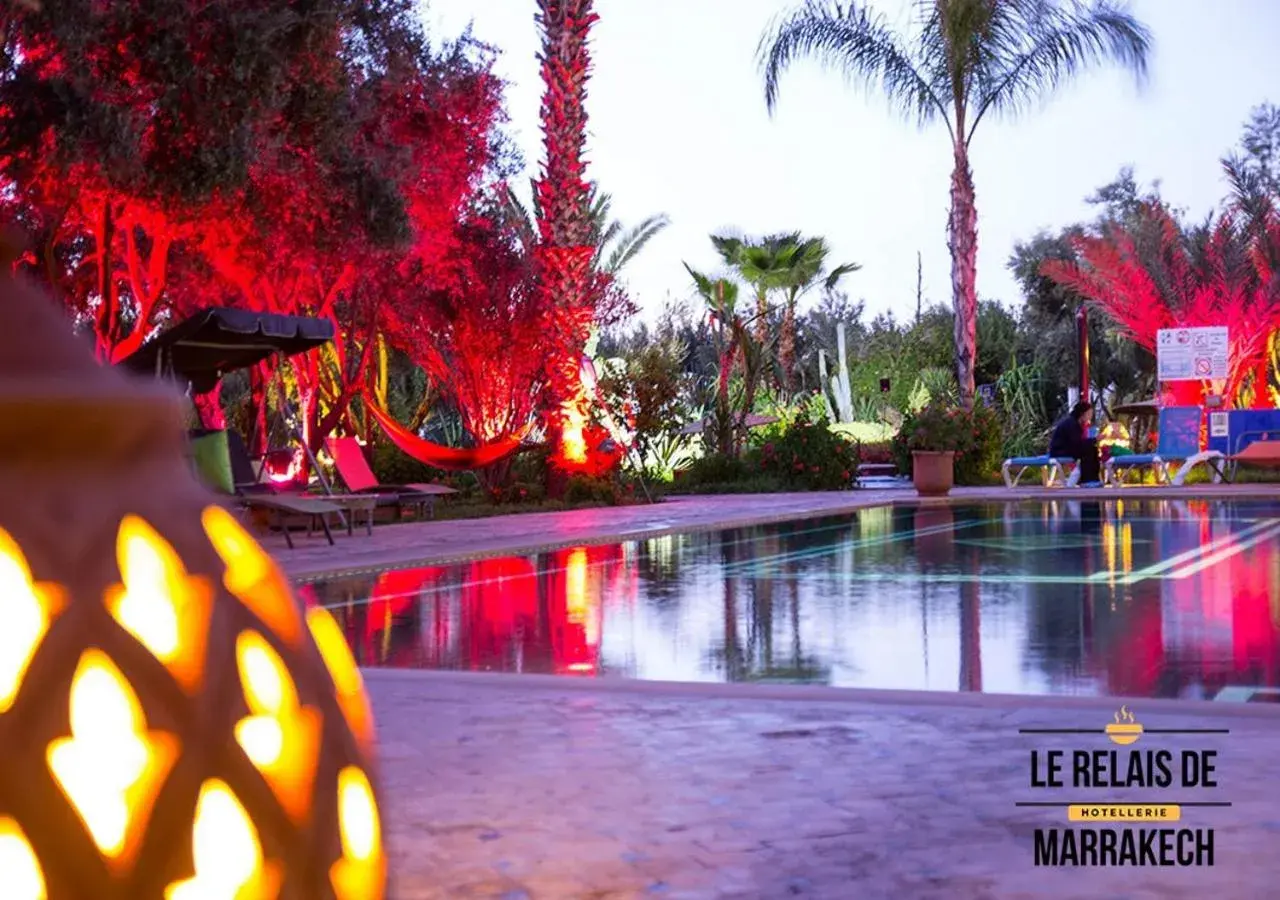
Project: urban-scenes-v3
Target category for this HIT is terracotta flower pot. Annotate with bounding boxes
[912,450,955,497]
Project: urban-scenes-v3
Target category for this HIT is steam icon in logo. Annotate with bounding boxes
[1105,705,1143,746]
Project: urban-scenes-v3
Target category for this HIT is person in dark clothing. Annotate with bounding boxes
[1048,401,1101,485]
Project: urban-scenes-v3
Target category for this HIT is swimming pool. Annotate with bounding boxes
[299,498,1280,701]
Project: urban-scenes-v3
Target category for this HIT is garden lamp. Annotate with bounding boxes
[0,257,384,898]
[1097,421,1130,447]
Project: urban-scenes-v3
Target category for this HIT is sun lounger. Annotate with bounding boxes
[1104,406,1226,486]
[241,495,340,548]
[326,436,459,518]
[1001,455,1080,488]
[1225,439,1280,481]
[189,429,343,548]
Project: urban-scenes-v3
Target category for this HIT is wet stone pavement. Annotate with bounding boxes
[368,672,1280,900]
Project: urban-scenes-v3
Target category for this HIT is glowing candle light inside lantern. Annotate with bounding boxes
[0,818,46,900]
[0,528,61,713]
[47,651,177,860]
[306,607,374,747]
[235,635,289,765]
[233,631,321,822]
[202,507,301,647]
[165,780,276,900]
[114,518,181,656]
[330,767,385,900]
[106,517,211,692]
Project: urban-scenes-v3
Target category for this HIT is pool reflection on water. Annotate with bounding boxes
[298,499,1280,701]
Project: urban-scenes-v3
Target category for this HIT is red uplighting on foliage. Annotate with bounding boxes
[532,0,618,476]
[3,8,511,466]
[1041,203,1280,408]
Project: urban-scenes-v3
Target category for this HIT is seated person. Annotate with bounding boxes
[1048,401,1101,486]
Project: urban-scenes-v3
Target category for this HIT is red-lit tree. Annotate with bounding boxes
[532,0,607,474]
[384,216,545,448]
[0,0,414,361]
[1042,201,1280,407]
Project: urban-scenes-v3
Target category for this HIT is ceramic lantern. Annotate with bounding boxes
[0,262,384,898]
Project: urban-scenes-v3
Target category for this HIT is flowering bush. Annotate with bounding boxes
[893,402,1003,485]
[751,411,860,490]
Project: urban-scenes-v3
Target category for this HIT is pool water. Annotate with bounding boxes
[299,499,1280,701]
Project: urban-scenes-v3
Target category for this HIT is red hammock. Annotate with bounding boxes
[363,395,532,471]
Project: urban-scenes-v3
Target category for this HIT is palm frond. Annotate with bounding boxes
[500,183,538,254]
[759,0,949,134]
[967,0,1151,143]
[711,234,746,268]
[825,261,861,290]
[603,214,671,274]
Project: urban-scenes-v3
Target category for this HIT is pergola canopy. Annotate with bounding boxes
[118,307,333,394]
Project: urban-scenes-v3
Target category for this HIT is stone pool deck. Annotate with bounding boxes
[371,670,1280,899]
[278,487,1280,896]
[272,484,1280,581]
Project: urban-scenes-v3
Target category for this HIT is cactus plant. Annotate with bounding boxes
[819,322,854,423]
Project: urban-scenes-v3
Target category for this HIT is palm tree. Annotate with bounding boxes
[759,0,1152,407]
[711,232,803,345]
[685,264,763,456]
[503,181,670,275]
[776,238,859,390]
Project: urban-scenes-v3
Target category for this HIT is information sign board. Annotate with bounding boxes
[1156,327,1228,382]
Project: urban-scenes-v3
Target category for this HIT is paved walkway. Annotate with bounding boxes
[273,484,1280,581]
[369,671,1280,899]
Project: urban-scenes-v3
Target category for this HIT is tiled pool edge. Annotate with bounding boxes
[360,667,1280,721]
[287,492,905,582]
[286,484,1280,583]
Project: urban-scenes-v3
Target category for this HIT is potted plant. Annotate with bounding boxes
[896,404,965,497]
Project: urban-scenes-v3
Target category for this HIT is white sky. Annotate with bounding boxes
[422,0,1280,325]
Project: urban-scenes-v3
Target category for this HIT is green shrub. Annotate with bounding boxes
[677,453,752,487]
[750,411,860,490]
[488,481,547,504]
[893,402,1003,486]
[564,474,622,505]
[369,440,446,486]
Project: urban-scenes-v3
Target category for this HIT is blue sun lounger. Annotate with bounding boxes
[1104,406,1226,486]
[1001,455,1080,488]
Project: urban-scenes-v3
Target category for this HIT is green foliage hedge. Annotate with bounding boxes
[892,402,1003,485]
[752,411,860,490]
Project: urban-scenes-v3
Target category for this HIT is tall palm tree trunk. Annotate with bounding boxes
[948,144,979,408]
[780,297,797,393]
[754,287,769,345]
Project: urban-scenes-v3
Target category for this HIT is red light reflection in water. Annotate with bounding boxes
[1099,501,1280,697]
[338,544,628,675]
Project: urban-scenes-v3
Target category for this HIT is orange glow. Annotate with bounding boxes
[329,767,386,900]
[306,606,374,748]
[164,779,281,900]
[0,528,65,713]
[565,548,588,619]
[47,650,178,866]
[105,516,212,693]
[559,399,589,464]
[564,548,601,643]
[233,632,321,823]
[0,818,45,900]
[202,506,303,647]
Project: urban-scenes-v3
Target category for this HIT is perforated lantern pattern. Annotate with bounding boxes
[0,270,385,900]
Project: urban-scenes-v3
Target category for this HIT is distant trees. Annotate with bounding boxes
[758,0,1152,407]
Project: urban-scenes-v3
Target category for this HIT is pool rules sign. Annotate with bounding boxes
[1157,327,1228,381]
